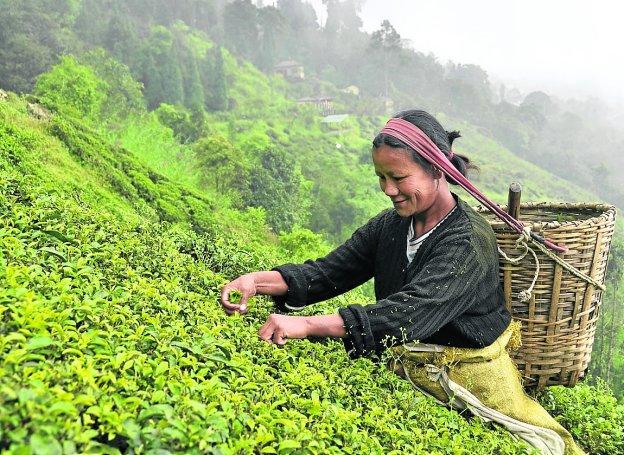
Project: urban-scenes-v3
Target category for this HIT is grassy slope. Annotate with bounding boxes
[1,86,621,454]
[189,49,598,238]
[0,95,537,454]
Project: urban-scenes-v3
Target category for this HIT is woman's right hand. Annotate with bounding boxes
[219,273,257,315]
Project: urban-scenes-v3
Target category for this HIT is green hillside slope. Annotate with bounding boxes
[2,91,623,454]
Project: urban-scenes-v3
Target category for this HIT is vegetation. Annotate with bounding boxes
[1,94,536,454]
[0,0,623,452]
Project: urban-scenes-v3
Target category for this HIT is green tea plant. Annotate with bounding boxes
[538,380,624,455]
[228,290,243,305]
[1,88,622,455]
[1,94,538,454]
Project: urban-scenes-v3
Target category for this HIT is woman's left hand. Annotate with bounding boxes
[258,314,310,346]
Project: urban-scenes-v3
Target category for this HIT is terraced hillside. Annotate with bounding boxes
[1,94,622,454]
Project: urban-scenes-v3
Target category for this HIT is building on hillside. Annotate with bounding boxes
[321,114,351,135]
[297,96,334,116]
[341,85,360,96]
[274,60,305,81]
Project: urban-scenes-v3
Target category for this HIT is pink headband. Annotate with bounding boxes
[380,118,565,253]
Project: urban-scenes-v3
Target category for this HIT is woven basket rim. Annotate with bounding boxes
[475,202,616,231]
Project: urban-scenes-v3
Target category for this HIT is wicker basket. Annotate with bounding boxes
[476,202,617,389]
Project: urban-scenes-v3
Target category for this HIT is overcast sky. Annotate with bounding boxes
[308,0,624,105]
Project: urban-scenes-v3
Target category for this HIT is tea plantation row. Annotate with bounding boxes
[1,95,622,454]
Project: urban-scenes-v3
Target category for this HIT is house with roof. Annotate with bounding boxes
[274,60,305,81]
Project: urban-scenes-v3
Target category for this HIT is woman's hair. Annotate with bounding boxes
[372,109,476,185]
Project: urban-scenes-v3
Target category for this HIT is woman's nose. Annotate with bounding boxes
[383,181,399,197]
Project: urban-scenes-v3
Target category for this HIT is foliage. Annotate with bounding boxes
[156,104,205,144]
[35,55,108,121]
[194,134,248,198]
[278,227,332,264]
[0,0,79,93]
[202,45,229,111]
[79,48,146,123]
[538,380,624,454]
[247,148,311,233]
[1,93,537,455]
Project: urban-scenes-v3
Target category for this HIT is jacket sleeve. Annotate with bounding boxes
[338,236,483,358]
[271,211,386,312]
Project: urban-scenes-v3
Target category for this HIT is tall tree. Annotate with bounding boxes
[223,0,259,62]
[369,20,402,98]
[201,46,228,111]
[0,0,78,93]
[257,6,285,71]
[141,26,184,108]
[104,8,141,65]
[194,134,247,195]
[247,148,309,233]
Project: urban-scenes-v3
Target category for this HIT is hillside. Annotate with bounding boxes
[2,87,624,454]
[102,39,597,243]
[1,1,623,452]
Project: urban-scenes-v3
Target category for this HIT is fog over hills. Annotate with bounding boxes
[308,0,624,107]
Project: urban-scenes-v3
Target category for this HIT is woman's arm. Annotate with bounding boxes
[220,273,347,345]
[258,313,346,345]
[219,271,288,314]
[271,210,387,312]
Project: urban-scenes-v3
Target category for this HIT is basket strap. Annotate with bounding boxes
[499,228,605,302]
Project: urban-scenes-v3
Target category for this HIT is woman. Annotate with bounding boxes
[219,110,584,455]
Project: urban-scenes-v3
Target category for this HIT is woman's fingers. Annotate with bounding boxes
[220,286,249,314]
[219,275,256,315]
[258,320,274,343]
[258,316,290,346]
[273,331,288,346]
[238,294,250,313]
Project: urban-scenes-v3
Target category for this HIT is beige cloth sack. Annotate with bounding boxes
[387,321,585,455]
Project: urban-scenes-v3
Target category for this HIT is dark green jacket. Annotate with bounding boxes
[273,194,511,359]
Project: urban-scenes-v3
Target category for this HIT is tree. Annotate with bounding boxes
[79,48,145,122]
[156,104,204,143]
[444,63,492,119]
[35,55,108,120]
[323,0,364,39]
[370,20,402,98]
[257,6,285,71]
[223,0,259,62]
[276,0,319,64]
[140,26,184,108]
[0,0,78,93]
[201,46,228,111]
[103,8,141,65]
[521,91,554,117]
[170,25,206,110]
[194,134,248,196]
[247,148,310,233]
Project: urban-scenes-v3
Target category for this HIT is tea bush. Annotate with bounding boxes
[538,380,624,455]
[0,95,536,454]
[1,95,622,454]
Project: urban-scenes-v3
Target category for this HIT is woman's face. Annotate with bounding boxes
[373,144,439,218]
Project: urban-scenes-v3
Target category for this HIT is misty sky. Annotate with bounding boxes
[308,0,624,104]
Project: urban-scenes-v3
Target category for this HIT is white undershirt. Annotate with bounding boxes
[406,205,457,264]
